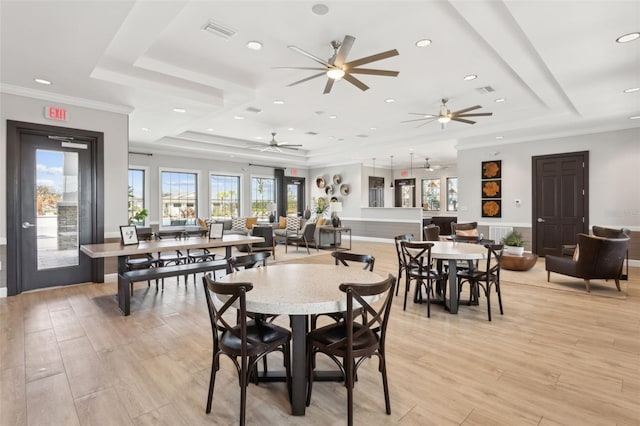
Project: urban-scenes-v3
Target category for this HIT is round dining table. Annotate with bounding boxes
[218,263,385,416]
[427,241,488,314]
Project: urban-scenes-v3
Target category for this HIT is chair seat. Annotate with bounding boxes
[126,257,154,268]
[220,320,291,356]
[188,249,214,262]
[308,322,379,354]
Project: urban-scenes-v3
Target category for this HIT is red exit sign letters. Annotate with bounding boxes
[44,106,68,121]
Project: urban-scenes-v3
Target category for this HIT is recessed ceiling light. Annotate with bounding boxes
[34,78,51,85]
[616,32,640,43]
[246,41,262,50]
[273,99,285,105]
[384,98,395,103]
[630,115,640,120]
[495,136,504,140]
[254,136,263,139]
[464,74,478,81]
[623,87,640,93]
[311,3,329,15]
[141,127,151,132]
[494,98,505,103]
[287,127,295,131]
[207,128,214,131]
[173,108,186,113]
[415,39,432,47]
[370,127,377,130]
[233,115,245,120]
[329,115,337,119]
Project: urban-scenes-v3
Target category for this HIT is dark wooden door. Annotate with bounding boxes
[532,151,588,256]
[6,121,104,295]
[394,179,416,207]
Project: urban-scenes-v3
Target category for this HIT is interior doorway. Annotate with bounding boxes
[531,151,589,256]
[6,121,104,295]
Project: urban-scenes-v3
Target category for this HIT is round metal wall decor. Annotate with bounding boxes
[333,174,342,185]
[316,177,325,188]
[340,184,350,196]
[325,185,334,195]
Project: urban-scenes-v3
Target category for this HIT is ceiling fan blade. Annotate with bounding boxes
[408,112,433,116]
[272,66,327,71]
[349,68,399,77]
[279,143,303,147]
[343,73,369,91]
[323,78,335,94]
[401,118,434,123]
[451,117,476,125]
[286,72,326,87]
[288,45,332,67]
[450,105,481,115]
[455,112,493,117]
[279,145,299,151]
[344,49,399,68]
[334,35,355,67]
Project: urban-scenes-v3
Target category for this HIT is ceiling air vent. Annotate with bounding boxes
[245,106,262,114]
[201,20,237,40]
[475,86,496,94]
[305,131,319,136]
[356,134,369,138]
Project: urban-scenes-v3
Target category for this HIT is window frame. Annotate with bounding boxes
[159,167,200,227]
[421,178,441,211]
[250,174,276,219]
[446,177,459,212]
[209,172,242,219]
[128,166,148,225]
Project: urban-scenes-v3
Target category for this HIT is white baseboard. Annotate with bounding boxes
[0,287,7,298]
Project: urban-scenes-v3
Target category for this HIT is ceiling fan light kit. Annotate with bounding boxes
[277,35,399,94]
[403,98,493,128]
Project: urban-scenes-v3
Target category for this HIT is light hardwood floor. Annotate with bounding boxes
[1,241,639,426]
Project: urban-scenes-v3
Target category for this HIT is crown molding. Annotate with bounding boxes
[0,84,133,114]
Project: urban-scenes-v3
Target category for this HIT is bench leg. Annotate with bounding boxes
[118,274,131,316]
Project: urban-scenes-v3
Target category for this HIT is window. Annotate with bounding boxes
[210,174,240,218]
[161,171,197,226]
[447,177,458,211]
[421,178,440,211]
[251,177,276,219]
[128,169,145,225]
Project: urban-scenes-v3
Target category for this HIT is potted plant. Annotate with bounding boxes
[502,230,525,256]
[129,208,149,225]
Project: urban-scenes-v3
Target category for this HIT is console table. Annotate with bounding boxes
[318,226,352,251]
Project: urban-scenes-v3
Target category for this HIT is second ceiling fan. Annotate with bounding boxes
[403,98,493,128]
[275,35,399,94]
[249,132,302,152]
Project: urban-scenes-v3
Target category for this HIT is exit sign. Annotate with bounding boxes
[44,106,68,121]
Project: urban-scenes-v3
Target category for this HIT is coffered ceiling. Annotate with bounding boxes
[1,1,638,169]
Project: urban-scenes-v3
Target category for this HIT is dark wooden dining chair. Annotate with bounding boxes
[423,224,440,241]
[393,234,413,296]
[125,253,157,294]
[457,244,504,321]
[228,251,271,271]
[310,252,376,330]
[400,240,445,316]
[202,274,291,426]
[306,274,396,426]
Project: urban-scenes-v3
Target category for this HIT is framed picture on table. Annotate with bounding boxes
[120,225,139,245]
[209,223,224,239]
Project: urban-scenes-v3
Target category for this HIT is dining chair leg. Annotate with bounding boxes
[379,354,391,414]
[402,275,411,311]
[395,266,402,296]
[485,286,492,321]
[496,283,504,315]
[206,356,217,413]
[426,281,431,318]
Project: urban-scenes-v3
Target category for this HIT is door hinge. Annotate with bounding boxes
[583,217,585,223]
[582,189,585,196]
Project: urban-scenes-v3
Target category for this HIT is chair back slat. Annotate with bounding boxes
[331,251,375,271]
[228,252,271,271]
[400,240,434,274]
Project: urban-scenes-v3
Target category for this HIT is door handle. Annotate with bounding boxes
[537,218,545,223]
[22,221,37,228]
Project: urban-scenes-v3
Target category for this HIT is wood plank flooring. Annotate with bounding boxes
[1,241,638,425]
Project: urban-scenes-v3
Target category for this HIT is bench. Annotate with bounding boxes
[118,259,229,315]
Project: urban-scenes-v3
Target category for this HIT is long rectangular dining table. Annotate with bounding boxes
[218,263,384,416]
[428,241,488,314]
[80,234,264,315]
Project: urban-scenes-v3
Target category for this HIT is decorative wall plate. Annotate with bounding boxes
[330,196,339,203]
[325,185,334,195]
[333,174,342,185]
[316,177,325,188]
[340,184,350,196]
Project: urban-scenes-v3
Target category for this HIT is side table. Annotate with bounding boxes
[318,226,352,251]
[501,252,538,271]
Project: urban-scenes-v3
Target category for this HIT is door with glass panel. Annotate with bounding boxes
[284,177,305,216]
[10,127,97,292]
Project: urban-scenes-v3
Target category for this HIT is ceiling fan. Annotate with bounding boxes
[422,158,449,172]
[249,132,302,152]
[402,98,493,128]
[274,35,399,94]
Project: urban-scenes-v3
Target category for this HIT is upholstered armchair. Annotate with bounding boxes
[545,233,629,292]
